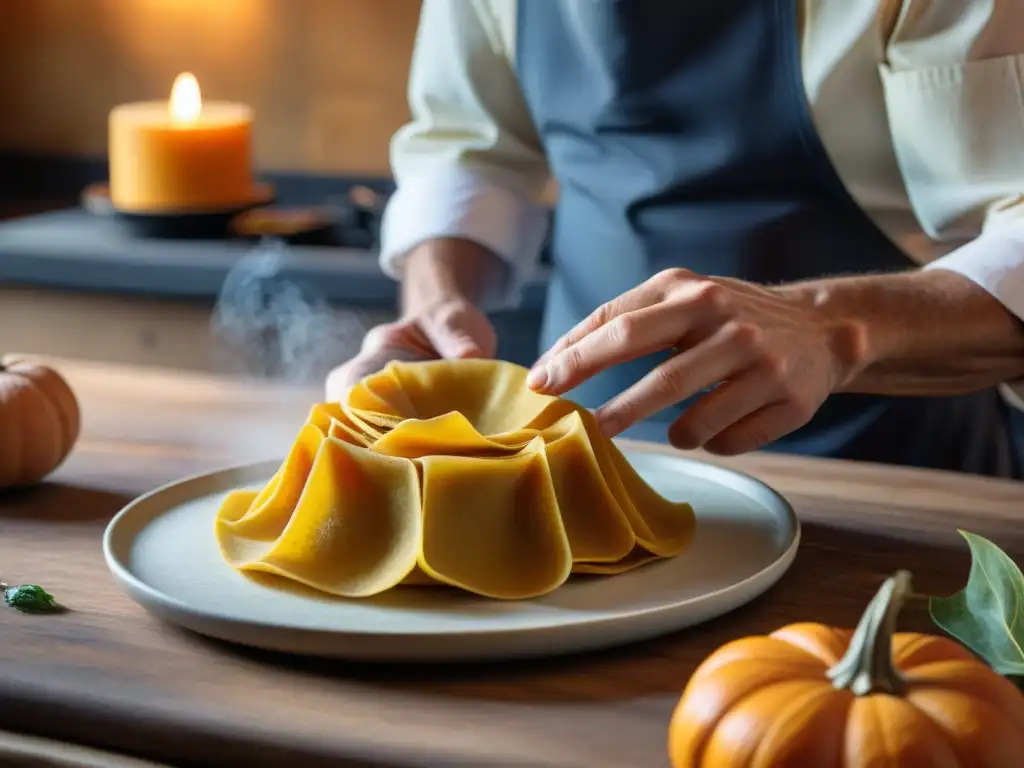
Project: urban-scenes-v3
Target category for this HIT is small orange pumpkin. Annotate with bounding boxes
[669,570,1024,767]
[0,356,81,488]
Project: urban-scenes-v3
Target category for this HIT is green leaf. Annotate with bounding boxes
[3,584,63,614]
[929,530,1024,676]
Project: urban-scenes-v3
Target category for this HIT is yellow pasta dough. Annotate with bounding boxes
[215,359,696,599]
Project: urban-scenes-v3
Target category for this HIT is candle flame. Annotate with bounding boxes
[170,72,202,124]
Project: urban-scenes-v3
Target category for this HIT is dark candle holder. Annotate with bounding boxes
[81,182,275,240]
[80,181,385,248]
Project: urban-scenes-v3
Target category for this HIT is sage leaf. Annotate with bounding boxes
[3,584,63,614]
[929,530,1024,676]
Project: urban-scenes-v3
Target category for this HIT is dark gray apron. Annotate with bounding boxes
[516,0,1019,477]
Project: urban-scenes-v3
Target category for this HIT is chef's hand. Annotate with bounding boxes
[526,268,867,455]
[324,296,496,401]
[325,238,503,402]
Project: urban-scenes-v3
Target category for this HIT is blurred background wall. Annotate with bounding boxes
[0,0,421,175]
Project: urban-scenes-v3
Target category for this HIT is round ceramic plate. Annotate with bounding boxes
[103,449,800,662]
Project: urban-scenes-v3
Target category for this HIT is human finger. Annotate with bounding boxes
[532,280,665,369]
[324,347,431,402]
[702,399,816,455]
[529,304,692,395]
[667,363,783,450]
[530,280,729,393]
[594,321,763,436]
[360,321,433,358]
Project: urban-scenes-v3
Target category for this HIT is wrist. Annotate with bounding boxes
[775,279,877,388]
[401,238,505,318]
[783,268,1024,396]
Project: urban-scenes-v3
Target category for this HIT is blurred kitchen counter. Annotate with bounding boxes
[0,204,549,380]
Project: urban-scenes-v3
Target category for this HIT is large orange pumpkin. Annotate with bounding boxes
[669,570,1024,767]
[0,356,81,488]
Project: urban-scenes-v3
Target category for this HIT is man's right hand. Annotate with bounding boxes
[324,238,505,402]
[325,295,497,402]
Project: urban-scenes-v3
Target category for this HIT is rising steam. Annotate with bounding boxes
[209,238,377,383]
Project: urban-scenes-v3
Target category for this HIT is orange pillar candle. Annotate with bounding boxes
[108,73,258,213]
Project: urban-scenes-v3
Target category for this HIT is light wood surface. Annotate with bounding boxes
[0,0,421,175]
[1,356,1023,767]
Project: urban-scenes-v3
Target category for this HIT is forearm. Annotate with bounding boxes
[784,268,1024,396]
[400,238,507,317]
[382,0,550,319]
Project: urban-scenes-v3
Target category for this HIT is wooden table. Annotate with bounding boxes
[2,357,1023,767]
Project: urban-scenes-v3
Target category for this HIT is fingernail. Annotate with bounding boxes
[526,364,549,391]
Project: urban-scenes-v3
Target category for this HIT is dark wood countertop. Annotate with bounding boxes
[1,356,1022,767]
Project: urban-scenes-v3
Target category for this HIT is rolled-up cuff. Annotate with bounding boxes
[923,218,1024,410]
[923,217,1024,322]
[378,168,550,311]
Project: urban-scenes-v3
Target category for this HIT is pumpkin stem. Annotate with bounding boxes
[826,570,911,696]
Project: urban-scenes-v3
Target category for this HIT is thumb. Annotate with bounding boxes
[324,347,429,402]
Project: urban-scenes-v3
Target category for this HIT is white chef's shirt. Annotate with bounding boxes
[379,0,1024,403]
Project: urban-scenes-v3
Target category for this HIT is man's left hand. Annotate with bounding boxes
[525,268,869,454]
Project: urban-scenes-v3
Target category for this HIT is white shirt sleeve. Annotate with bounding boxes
[923,205,1024,408]
[922,215,1024,323]
[379,0,553,311]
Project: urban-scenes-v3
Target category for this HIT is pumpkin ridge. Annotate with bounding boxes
[905,659,1024,721]
[3,368,45,400]
[894,633,974,670]
[24,386,64,477]
[672,671,833,765]
[3,362,80,455]
[5,387,26,485]
[8,384,61,486]
[901,659,994,687]
[44,376,79,455]
[688,636,825,685]
[771,623,851,667]
[866,697,890,764]
[696,680,838,765]
[747,682,849,767]
[911,687,1024,766]
[836,695,854,768]
[906,691,984,768]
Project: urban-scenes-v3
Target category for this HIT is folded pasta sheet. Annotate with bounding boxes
[216,359,696,599]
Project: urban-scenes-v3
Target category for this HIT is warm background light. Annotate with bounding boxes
[170,72,202,125]
[0,0,420,175]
